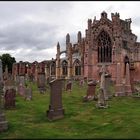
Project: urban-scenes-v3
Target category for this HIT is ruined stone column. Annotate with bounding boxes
[67,43,72,79]
[56,42,61,79]
[125,63,132,96]
[115,62,125,96]
[87,47,92,80]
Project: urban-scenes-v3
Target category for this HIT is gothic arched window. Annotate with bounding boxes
[97,30,112,63]
[62,60,68,75]
[74,60,81,76]
[50,61,56,75]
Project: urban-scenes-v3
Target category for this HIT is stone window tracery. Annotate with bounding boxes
[62,60,68,75]
[74,60,81,76]
[97,30,112,63]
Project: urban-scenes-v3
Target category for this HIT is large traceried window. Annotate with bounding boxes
[62,60,68,75]
[97,30,112,63]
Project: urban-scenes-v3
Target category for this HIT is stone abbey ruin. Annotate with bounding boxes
[12,11,140,95]
[1,11,140,133]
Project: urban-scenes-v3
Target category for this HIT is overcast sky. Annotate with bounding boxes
[0,1,140,62]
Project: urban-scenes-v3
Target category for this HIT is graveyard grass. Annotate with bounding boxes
[1,81,140,139]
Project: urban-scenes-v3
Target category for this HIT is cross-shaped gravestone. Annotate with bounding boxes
[96,88,108,109]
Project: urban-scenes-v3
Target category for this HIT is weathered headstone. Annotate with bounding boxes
[15,75,20,85]
[29,74,34,82]
[96,88,108,109]
[18,83,25,96]
[37,72,46,93]
[19,75,25,86]
[66,80,72,92]
[83,79,97,102]
[4,88,16,109]
[47,79,64,121]
[99,64,111,100]
[95,64,109,108]
[0,60,8,132]
[25,87,32,101]
[104,73,112,99]
[4,78,15,92]
[79,79,85,87]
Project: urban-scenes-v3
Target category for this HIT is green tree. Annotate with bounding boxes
[0,53,16,73]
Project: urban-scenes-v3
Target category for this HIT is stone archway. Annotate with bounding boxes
[124,55,129,75]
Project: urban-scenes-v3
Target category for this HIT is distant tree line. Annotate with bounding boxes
[0,53,16,73]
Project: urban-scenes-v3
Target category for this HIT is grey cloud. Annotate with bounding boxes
[0,20,60,51]
[0,2,139,62]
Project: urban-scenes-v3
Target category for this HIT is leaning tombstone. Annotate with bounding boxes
[46,79,65,121]
[83,79,97,102]
[0,59,8,132]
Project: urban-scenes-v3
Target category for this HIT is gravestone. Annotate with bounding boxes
[99,64,111,100]
[37,72,46,93]
[83,79,97,102]
[79,79,85,87]
[96,64,109,108]
[4,78,15,92]
[16,75,20,85]
[18,83,25,96]
[4,88,16,109]
[104,73,112,99]
[0,60,8,132]
[96,88,108,109]
[25,87,32,101]
[29,74,34,82]
[66,80,72,92]
[19,75,25,86]
[47,79,64,121]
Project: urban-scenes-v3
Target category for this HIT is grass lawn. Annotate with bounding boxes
[1,81,140,139]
